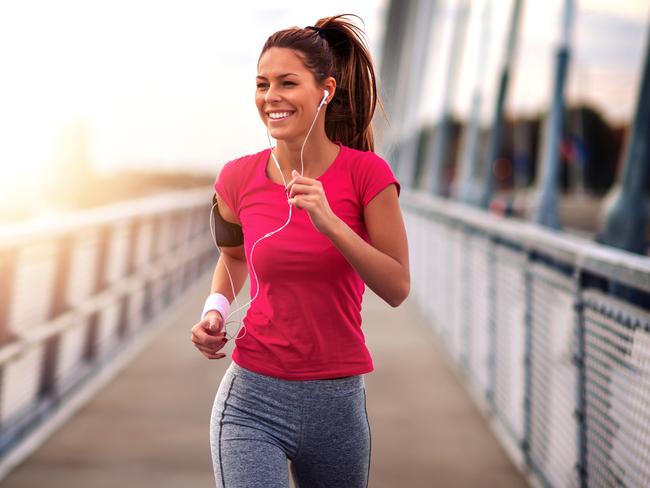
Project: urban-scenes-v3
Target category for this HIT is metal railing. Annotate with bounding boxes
[0,189,215,461]
[403,189,650,488]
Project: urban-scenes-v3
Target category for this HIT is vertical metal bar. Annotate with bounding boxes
[0,250,18,345]
[522,252,534,468]
[395,0,438,187]
[476,0,523,208]
[532,0,575,229]
[0,249,17,432]
[597,24,650,254]
[126,219,139,276]
[381,0,419,167]
[426,0,470,196]
[94,226,111,294]
[574,269,588,488]
[83,312,100,363]
[40,235,73,399]
[460,226,471,371]
[49,236,73,318]
[487,237,497,407]
[378,0,413,132]
[117,295,129,339]
[458,0,491,203]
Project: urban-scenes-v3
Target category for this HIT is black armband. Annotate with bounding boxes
[211,194,244,247]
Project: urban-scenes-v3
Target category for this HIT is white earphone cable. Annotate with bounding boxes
[210,94,327,342]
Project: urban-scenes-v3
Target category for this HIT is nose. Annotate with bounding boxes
[265,83,281,104]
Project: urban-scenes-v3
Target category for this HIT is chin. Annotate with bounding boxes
[267,128,295,142]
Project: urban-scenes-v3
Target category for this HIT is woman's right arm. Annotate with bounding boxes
[191,191,247,360]
[210,190,248,301]
[211,246,248,302]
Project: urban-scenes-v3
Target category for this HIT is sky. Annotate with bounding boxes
[419,0,649,126]
[0,0,386,192]
[0,0,648,209]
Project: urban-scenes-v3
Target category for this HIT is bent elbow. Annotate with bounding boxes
[388,280,410,308]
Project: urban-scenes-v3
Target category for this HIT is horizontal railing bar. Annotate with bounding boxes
[0,237,213,365]
[0,187,213,248]
[402,189,650,292]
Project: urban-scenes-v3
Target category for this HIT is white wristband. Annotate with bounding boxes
[202,293,230,322]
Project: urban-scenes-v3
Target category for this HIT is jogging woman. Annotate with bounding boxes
[191,14,410,488]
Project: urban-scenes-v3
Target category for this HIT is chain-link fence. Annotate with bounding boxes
[403,190,650,488]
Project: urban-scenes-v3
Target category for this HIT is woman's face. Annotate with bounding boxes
[256,47,325,142]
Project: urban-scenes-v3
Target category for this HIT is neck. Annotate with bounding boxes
[273,133,338,175]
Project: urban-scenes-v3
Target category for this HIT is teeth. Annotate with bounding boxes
[268,112,292,120]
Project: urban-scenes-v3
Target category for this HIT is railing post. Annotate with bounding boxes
[40,235,73,399]
[522,251,534,468]
[486,237,497,407]
[94,226,111,295]
[0,250,18,345]
[573,269,588,488]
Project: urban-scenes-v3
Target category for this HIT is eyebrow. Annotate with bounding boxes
[256,73,299,80]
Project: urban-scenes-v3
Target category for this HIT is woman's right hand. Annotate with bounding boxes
[191,311,228,360]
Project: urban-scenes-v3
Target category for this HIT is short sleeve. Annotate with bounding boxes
[355,153,401,207]
[214,160,240,217]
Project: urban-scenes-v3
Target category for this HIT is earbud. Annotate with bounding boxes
[318,90,330,109]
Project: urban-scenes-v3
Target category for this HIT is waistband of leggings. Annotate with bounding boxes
[226,361,365,396]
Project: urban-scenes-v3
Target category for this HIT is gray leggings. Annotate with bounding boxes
[210,361,371,488]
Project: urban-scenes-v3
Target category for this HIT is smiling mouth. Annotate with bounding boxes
[267,111,295,122]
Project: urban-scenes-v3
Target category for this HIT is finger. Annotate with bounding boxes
[288,183,315,198]
[289,194,320,209]
[192,330,226,346]
[285,178,296,193]
[192,335,227,349]
[198,348,226,360]
[192,333,226,349]
[192,328,226,342]
[288,195,303,209]
[202,312,224,332]
[191,319,210,334]
[194,340,227,355]
[285,175,302,193]
[291,169,313,181]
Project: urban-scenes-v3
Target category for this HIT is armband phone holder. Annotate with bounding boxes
[211,194,244,247]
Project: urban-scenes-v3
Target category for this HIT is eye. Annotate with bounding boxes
[283,81,296,87]
[256,82,268,90]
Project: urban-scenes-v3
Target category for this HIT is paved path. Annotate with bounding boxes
[1,273,529,487]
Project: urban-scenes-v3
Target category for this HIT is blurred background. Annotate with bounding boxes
[0,0,385,223]
[2,1,650,487]
[379,0,649,249]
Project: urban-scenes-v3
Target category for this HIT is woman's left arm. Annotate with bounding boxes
[287,171,410,307]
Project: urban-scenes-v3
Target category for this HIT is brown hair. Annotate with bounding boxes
[259,14,380,152]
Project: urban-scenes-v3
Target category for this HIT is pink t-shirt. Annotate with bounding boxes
[214,142,400,380]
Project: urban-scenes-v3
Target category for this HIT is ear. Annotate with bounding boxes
[322,76,337,104]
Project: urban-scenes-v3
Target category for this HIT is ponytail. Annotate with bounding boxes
[259,14,380,152]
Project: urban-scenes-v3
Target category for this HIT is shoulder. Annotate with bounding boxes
[341,144,396,183]
[214,148,268,207]
[219,148,268,178]
[340,144,389,168]
[339,144,400,205]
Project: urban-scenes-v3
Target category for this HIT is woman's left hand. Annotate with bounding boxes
[286,170,341,236]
